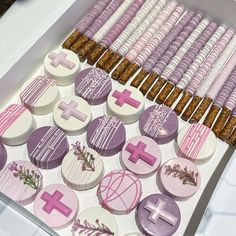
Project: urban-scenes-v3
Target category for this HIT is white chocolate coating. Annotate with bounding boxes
[44,49,80,86]
[61,147,104,190]
[53,96,92,135]
[0,104,34,145]
[20,76,60,115]
[106,86,145,123]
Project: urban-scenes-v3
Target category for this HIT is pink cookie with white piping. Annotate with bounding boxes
[160,158,201,198]
[121,136,161,177]
[34,184,78,229]
[0,160,43,205]
[97,169,142,214]
[176,123,217,164]
[44,49,80,86]
[106,85,145,123]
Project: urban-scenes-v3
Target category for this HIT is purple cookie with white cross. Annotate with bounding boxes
[44,49,80,86]
[74,68,112,105]
[136,194,181,236]
[86,115,126,156]
[34,184,78,229]
[121,136,161,177]
[53,96,92,135]
[27,126,69,169]
[139,105,178,144]
[107,85,145,123]
[0,143,7,170]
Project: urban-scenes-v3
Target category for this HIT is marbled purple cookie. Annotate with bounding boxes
[139,105,178,144]
[86,115,126,156]
[136,194,181,236]
[0,143,7,170]
[74,68,112,105]
[27,126,69,169]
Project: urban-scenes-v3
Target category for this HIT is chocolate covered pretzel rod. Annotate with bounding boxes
[62,0,112,49]
[87,0,145,65]
[220,107,236,141]
[149,21,219,103]
[133,13,206,90]
[227,125,236,145]
[181,28,234,121]
[103,0,168,73]
[203,66,236,128]
[120,6,190,85]
[112,0,177,80]
[70,0,123,53]
[190,35,236,123]
[96,0,160,70]
[78,0,133,62]
[212,86,236,136]
[153,13,204,103]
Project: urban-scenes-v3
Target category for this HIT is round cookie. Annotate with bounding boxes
[0,104,34,145]
[97,169,142,214]
[136,194,181,236]
[72,207,118,236]
[0,160,43,205]
[53,96,92,135]
[176,123,217,164]
[160,158,201,198]
[44,48,80,86]
[61,142,104,190]
[20,75,60,115]
[86,115,126,156]
[74,68,112,105]
[139,104,178,144]
[27,126,69,169]
[107,85,145,123]
[34,184,78,230]
[121,136,161,177]
[0,143,7,170]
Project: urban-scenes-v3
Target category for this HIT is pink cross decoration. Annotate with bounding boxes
[58,100,87,121]
[48,51,75,69]
[144,199,178,225]
[41,190,72,217]
[112,89,141,108]
[126,141,157,166]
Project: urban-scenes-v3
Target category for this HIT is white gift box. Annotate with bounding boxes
[0,0,235,235]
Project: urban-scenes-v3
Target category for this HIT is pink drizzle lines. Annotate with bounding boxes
[178,124,211,160]
[0,104,26,137]
[20,76,55,111]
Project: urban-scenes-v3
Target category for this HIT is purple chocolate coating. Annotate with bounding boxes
[74,68,112,105]
[86,115,126,156]
[27,126,69,169]
[136,194,181,236]
[139,105,178,144]
[0,143,7,171]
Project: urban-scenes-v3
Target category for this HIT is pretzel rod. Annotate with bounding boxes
[220,108,236,141]
[131,69,149,88]
[78,0,133,61]
[189,97,213,123]
[155,81,175,104]
[119,62,140,84]
[62,0,113,48]
[78,40,98,62]
[112,1,178,81]
[164,87,183,107]
[96,48,114,69]
[204,66,236,127]
[177,28,234,118]
[203,105,221,128]
[140,72,159,95]
[70,35,90,53]
[87,0,145,65]
[227,126,236,145]
[104,53,123,73]
[146,77,166,100]
[174,91,192,115]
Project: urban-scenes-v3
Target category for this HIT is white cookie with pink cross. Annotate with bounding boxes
[44,48,80,86]
[106,85,145,123]
[53,96,92,135]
